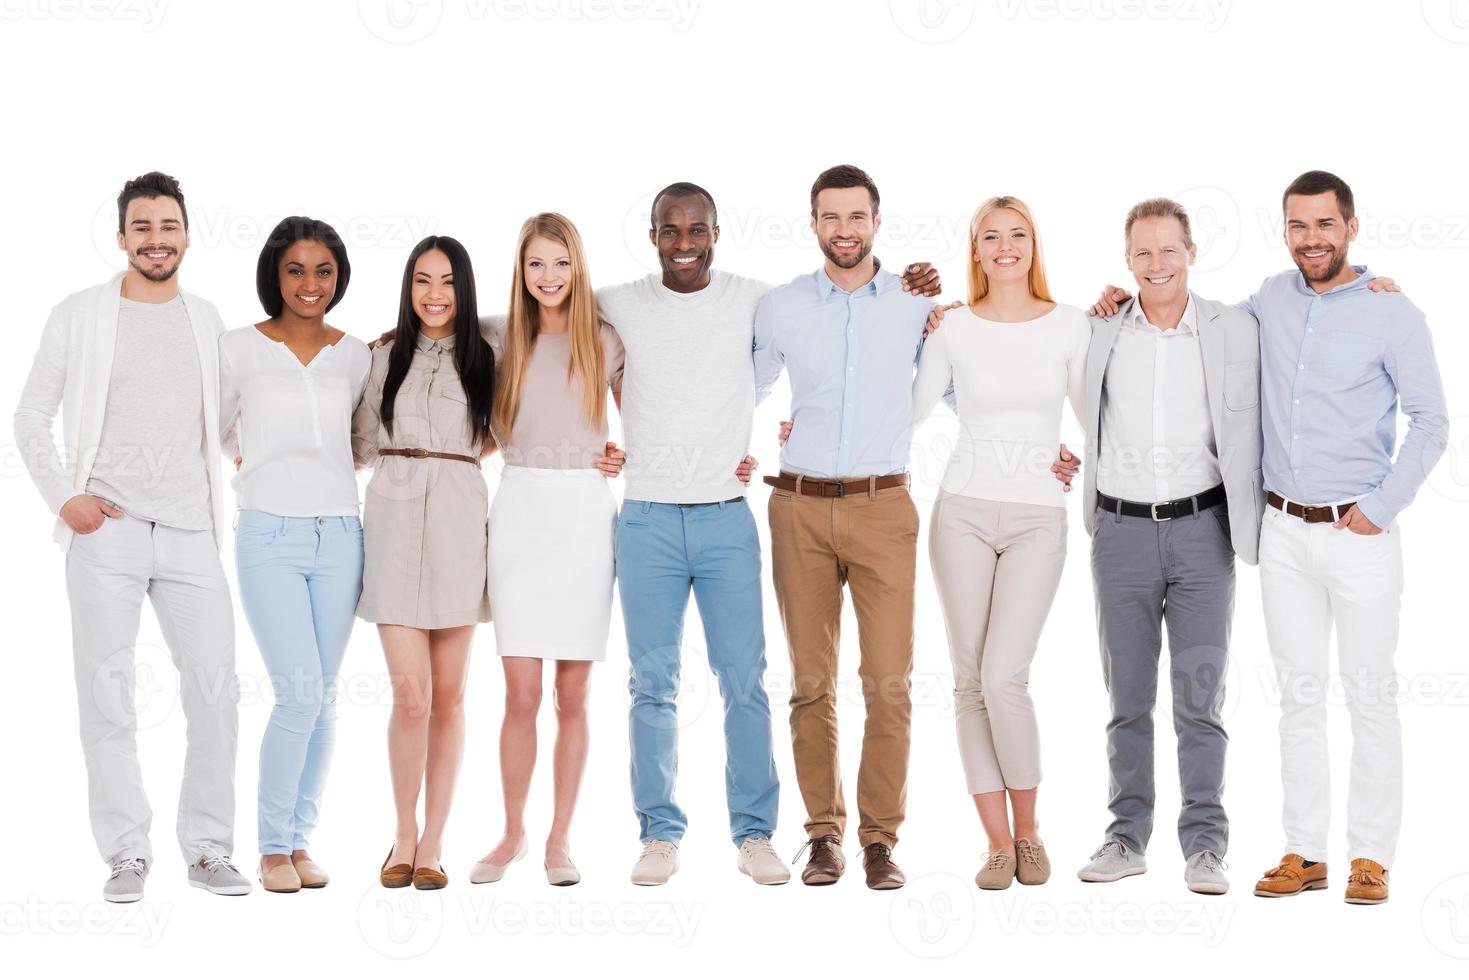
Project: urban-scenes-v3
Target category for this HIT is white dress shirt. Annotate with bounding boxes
[1096,295,1222,503]
[219,325,372,518]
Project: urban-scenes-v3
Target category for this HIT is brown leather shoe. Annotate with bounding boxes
[413,864,449,890]
[799,836,845,886]
[379,846,414,889]
[862,843,906,890]
[1344,859,1389,905]
[1253,853,1327,897]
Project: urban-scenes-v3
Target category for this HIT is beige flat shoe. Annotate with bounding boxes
[259,858,302,893]
[975,848,1016,890]
[292,855,329,888]
[546,861,581,886]
[1015,837,1052,885]
[470,839,528,884]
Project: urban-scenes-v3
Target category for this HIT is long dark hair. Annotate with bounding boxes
[381,236,494,445]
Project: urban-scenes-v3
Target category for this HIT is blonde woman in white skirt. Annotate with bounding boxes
[470,213,625,887]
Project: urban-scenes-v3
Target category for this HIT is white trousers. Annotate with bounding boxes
[1258,504,1404,866]
[65,514,238,866]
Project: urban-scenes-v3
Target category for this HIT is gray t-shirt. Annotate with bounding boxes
[595,270,768,504]
[86,294,212,530]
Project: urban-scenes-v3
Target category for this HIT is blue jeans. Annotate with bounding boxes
[614,498,779,846]
[235,511,363,855]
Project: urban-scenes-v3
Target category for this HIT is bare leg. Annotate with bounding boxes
[1010,786,1040,842]
[546,660,592,866]
[974,790,1014,853]
[477,656,543,866]
[414,625,473,870]
[380,624,433,867]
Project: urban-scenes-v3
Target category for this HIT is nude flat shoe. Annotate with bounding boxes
[469,839,528,884]
[292,855,329,888]
[258,858,302,894]
[545,860,581,886]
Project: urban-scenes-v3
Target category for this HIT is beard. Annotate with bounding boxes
[1293,244,1346,284]
[819,237,872,270]
[129,248,182,282]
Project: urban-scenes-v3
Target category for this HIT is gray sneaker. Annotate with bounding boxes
[1184,851,1229,895]
[188,849,252,896]
[104,857,148,903]
[1078,839,1147,882]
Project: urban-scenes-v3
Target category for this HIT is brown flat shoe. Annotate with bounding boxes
[413,864,449,890]
[1344,859,1389,905]
[1253,853,1327,897]
[293,855,329,888]
[862,842,906,891]
[380,846,414,889]
[799,836,845,886]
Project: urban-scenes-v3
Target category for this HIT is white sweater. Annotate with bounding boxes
[913,303,1090,507]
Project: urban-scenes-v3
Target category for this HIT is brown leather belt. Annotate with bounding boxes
[1266,491,1354,524]
[381,447,480,467]
[762,471,909,497]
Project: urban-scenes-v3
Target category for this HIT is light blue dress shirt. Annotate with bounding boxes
[1241,265,1448,528]
[753,262,937,478]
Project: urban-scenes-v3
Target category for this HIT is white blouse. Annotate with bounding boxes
[219,325,372,518]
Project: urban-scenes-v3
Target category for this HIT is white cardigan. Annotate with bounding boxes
[13,273,228,553]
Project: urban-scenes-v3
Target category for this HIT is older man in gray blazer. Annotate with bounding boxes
[1065,199,1264,896]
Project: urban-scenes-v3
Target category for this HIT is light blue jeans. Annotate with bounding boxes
[235,510,363,856]
[614,498,779,846]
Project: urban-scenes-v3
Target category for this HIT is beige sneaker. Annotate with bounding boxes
[975,847,1016,890]
[631,840,679,886]
[737,837,791,885]
[1015,837,1051,885]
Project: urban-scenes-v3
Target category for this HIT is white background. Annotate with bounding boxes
[2,0,1468,974]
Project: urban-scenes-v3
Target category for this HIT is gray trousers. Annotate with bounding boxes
[1090,503,1234,857]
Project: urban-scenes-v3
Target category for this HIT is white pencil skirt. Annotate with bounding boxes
[487,465,617,661]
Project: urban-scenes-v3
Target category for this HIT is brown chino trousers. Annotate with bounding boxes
[768,476,918,849]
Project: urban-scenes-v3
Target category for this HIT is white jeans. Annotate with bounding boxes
[65,514,238,866]
[1259,504,1404,867]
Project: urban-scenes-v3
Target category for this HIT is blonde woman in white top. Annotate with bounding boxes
[913,196,1088,891]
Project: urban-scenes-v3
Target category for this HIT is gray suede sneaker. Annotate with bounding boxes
[1077,839,1147,883]
[188,849,252,896]
[104,857,148,903]
[1184,851,1229,895]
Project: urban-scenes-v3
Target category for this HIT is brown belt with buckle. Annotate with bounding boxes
[762,471,909,497]
[380,447,481,467]
[1266,491,1355,524]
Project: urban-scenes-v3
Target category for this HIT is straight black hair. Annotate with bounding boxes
[256,216,352,317]
[117,171,189,233]
[381,236,494,446]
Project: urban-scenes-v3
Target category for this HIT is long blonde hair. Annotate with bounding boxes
[966,195,1053,305]
[494,212,606,441]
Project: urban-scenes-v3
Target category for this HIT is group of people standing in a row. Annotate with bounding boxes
[15,164,1445,910]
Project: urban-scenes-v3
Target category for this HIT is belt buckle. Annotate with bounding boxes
[406,448,429,459]
[1151,502,1172,522]
[834,480,846,498]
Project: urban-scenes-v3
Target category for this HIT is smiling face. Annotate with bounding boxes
[650,193,718,292]
[1126,215,1194,308]
[522,234,573,311]
[277,239,338,319]
[973,207,1033,284]
[117,195,188,282]
[813,185,878,270]
[411,248,455,330]
[1285,190,1357,285]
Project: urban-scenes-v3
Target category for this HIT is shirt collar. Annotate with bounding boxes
[1126,292,1197,335]
[814,256,886,300]
[1291,263,1374,298]
[416,330,457,353]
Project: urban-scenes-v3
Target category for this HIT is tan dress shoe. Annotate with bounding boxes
[258,858,302,893]
[292,856,329,888]
[1015,837,1051,885]
[1253,853,1327,897]
[975,848,1016,890]
[380,847,414,889]
[1344,859,1389,905]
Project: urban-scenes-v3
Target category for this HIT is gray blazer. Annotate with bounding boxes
[1081,292,1265,565]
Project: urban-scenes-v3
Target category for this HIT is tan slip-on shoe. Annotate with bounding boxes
[292,855,329,888]
[1344,859,1389,905]
[1015,837,1051,885]
[975,848,1017,890]
[1253,853,1327,897]
[258,858,302,894]
[413,864,449,890]
[380,846,414,889]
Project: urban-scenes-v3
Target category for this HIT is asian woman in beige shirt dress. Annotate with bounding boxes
[351,235,496,891]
